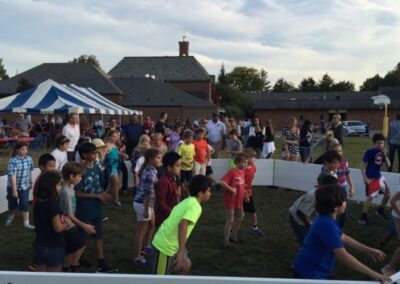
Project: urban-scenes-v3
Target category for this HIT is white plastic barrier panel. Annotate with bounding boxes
[0,160,398,215]
[0,271,378,284]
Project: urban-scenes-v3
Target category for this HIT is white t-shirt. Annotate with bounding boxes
[288,189,316,226]
[206,120,226,143]
[62,123,80,151]
[51,148,68,171]
[134,156,145,173]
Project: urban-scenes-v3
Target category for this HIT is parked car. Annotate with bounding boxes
[343,120,366,136]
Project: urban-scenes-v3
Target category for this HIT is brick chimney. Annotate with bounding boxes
[179,36,189,56]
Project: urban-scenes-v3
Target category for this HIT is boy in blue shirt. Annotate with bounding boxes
[293,184,389,282]
[359,133,391,225]
[75,142,117,273]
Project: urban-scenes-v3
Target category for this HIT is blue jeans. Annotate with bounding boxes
[299,147,311,163]
[33,246,65,268]
[388,143,400,172]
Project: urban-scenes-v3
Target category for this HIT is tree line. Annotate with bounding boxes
[217,63,400,116]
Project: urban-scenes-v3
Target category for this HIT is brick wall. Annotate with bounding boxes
[167,81,212,102]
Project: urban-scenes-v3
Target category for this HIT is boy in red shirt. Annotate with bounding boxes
[243,148,265,237]
[220,152,248,247]
[192,128,209,176]
[154,151,182,227]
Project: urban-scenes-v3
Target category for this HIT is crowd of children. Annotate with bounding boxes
[4,120,400,282]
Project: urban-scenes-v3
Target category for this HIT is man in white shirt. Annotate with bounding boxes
[206,111,226,158]
[62,113,80,161]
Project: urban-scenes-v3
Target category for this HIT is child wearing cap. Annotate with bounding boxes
[75,142,116,273]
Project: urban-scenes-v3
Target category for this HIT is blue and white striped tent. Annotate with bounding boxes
[0,79,138,115]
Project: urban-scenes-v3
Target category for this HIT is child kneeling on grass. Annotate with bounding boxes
[293,184,390,282]
[152,175,212,275]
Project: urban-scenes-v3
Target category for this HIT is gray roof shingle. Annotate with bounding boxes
[246,90,400,109]
[0,63,124,96]
[109,56,211,81]
[112,77,216,108]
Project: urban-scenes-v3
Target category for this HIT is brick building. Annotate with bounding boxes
[109,39,217,104]
[112,77,217,122]
[248,89,400,130]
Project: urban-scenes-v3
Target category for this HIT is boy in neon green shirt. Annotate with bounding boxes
[153,175,212,275]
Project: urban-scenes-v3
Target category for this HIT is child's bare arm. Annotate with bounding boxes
[75,190,110,201]
[346,173,355,198]
[390,191,400,216]
[219,181,236,195]
[360,161,369,185]
[334,248,389,282]
[68,213,96,234]
[175,219,190,272]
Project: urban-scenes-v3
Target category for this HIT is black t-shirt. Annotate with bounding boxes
[154,120,166,135]
[33,200,65,247]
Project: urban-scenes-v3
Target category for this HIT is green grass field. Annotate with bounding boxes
[0,187,395,280]
[0,136,398,280]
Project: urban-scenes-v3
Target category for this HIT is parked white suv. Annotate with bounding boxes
[343,120,366,136]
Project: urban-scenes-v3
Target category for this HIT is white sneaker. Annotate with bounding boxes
[5,219,13,226]
[24,224,35,231]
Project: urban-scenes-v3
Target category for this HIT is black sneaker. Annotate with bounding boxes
[78,258,93,269]
[376,208,389,221]
[96,263,119,273]
[358,216,369,225]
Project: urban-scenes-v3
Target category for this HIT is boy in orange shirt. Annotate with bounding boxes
[219,152,248,247]
[243,148,265,237]
[192,128,209,176]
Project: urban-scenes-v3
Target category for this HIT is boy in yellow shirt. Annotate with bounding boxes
[177,130,195,187]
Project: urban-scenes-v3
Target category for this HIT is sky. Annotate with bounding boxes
[1,0,400,89]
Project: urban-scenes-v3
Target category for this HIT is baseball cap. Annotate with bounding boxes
[92,138,107,148]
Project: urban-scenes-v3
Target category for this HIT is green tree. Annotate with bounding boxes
[318,73,334,91]
[0,58,9,80]
[225,66,270,92]
[217,63,228,85]
[69,54,102,69]
[382,63,400,86]
[360,74,383,91]
[331,80,355,91]
[272,78,295,93]
[297,77,318,92]
[15,78,34,93]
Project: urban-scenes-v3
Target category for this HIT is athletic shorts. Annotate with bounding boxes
[180,170,192,183]
[365,176,389,197]
[80,219,102,240]
[205,165,213,175]
[33,245,65,268]
[243,196,256,213]
[153,248,189,275]
[65,226,87,254]
[6,187,30,212]
[133,202,153,221]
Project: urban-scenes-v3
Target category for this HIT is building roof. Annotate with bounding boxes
[0,63,124,96]
[112,77,216,108]
[109,56,211,81]
[247,90,400,109]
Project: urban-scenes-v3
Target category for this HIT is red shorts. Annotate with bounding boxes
[365,177,389,197]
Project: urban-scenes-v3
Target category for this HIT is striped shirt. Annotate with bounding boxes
[282,128,300,155]
[388,120,400,145]
[7,155,34,191]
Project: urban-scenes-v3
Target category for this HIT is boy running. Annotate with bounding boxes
[359,133,391,225]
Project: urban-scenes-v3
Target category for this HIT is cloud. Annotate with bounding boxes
[1,0,400,88]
